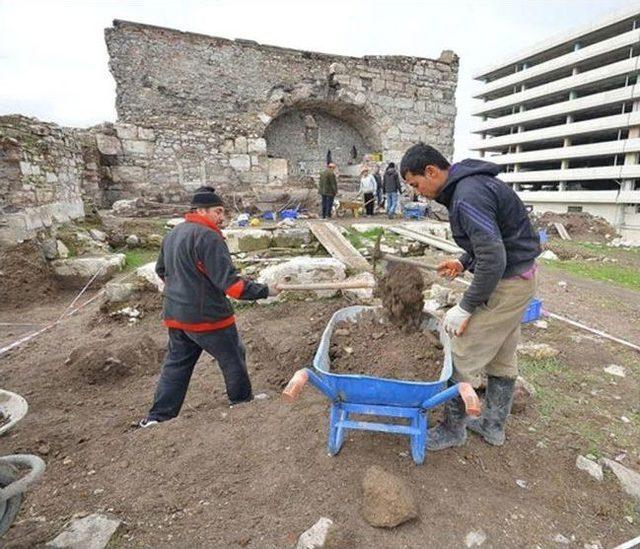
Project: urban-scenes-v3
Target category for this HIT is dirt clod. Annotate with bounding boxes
[375,264,425,332]
[66,334,164,384]
[360,465,418,528]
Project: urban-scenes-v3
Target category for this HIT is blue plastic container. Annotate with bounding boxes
[280,209,298,219]
[402,203,427,219]
[539,229,548,245]
[262,211,275,221]
[522,298,542,323]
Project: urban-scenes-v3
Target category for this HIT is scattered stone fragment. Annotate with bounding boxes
[540,250,559,261]
[89,229,107,242]
[602,459,640,503]
[517,342,559,360]
[515,479,528,489]
[56,240,70,259]
[360,465,418,528]
[575,455,603,481]
[512,376,536,414]
[166,217,184,228]
[126,234,140,247]
[603,364,626,377]
[553,533,570,545]
[558,281,567,289]
[47,513,121,549]
[465,530,487,547]
[135,261,164,291]
[533,319,548,329]
[296,517,335,549]
[146,233,164,247]
[42,239,59,260]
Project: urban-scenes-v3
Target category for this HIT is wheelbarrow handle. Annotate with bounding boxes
[0,454,46,501]
[421,382,481,417]
[282,368,339,402]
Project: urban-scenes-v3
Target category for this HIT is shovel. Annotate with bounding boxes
[372,234,439,273]
[277,280,375,292]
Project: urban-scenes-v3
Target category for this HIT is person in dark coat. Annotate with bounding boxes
[400,143,540,451]
[318,163,338,219]
[383,162,402,219]
[139,187,279,427]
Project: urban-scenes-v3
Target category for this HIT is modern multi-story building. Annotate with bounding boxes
[471,6,640,240]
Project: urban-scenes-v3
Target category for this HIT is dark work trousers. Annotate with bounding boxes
[321,194,335,218]
[363,193,375,216]
[147,325,252,421]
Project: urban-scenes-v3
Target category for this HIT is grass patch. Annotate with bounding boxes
[541,259,640,290]
[124,248,159,270]
[345,227,384,249]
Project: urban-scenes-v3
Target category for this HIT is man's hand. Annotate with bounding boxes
[268,284,282,297]
[443,304,472,337]
[437,258,464,280]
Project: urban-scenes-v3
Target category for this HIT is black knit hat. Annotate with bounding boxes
[191,186,224,208]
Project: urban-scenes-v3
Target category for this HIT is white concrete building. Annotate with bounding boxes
[471,6,640,240]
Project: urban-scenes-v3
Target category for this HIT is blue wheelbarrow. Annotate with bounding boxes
[283,306,480,464]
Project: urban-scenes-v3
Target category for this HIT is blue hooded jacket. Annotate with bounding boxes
[435,159,540,313]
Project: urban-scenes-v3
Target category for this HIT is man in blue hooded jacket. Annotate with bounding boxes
[400,143,540,450]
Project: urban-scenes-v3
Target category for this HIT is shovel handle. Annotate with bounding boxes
[278,281,375,291]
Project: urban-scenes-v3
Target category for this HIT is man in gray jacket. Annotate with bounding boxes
[139,186,278,427]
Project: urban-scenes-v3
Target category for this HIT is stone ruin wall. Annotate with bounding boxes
[0,19,458,244]
[104,19,458,197]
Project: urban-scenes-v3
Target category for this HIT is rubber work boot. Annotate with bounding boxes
[467,375,515,446]
[426,393,467,451]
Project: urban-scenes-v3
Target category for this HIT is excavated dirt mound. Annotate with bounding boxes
[375,264,425,333]
[330,313,443,381]
[536,212,616,241]
[0,240,59,310]
[66,333,164,385]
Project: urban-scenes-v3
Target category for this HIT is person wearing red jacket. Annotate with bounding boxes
[139,186,279,427]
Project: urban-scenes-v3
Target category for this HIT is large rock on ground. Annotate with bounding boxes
[51,254,125,288]
[258,257,346,301]
[602,459,640,503]
[512,376,536,414]
[224,228,272,253]
[360,465,418,528]
[47,513,121,549]
[271,227,312,248]
[135,261,163,291]
[296,517,335,549]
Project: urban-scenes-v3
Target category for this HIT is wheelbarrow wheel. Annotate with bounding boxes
[0,461,23,537]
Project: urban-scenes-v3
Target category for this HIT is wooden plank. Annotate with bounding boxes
[308,222,371,272]
[553,222,571,240]
[388,226,463,254]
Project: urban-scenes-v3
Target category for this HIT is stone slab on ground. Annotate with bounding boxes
[360,465,418,528]
[602,459,640,503]
[271,227,312,248]
[258,257,346,301]
[224,228,272,253]
[51,254,126,288]
[342,271,375,303]
[47,513,121,549]
[517,342,559,360]
[576,455,603,481]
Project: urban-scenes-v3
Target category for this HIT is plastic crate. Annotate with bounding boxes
[280,209,298,219]
[262,211,275,221]
[402,203,427,219]
[521,298,542,323]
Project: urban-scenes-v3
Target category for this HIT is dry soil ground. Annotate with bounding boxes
[0,237,639,548]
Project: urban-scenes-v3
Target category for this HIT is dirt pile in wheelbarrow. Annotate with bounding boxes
[330,313,444,381]
[375,264,425,333]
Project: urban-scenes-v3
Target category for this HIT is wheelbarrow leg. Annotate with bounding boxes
[328,403,347,455]
[410,411,427,465]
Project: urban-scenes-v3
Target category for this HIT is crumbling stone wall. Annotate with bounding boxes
[105,20,458,193]
[0,115,97,244]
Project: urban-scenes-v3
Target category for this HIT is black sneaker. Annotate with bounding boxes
[138,418,159,429]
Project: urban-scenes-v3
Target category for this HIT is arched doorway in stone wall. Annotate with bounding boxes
[263,101,381,184]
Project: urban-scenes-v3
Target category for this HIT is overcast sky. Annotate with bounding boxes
[1,0,638,159]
